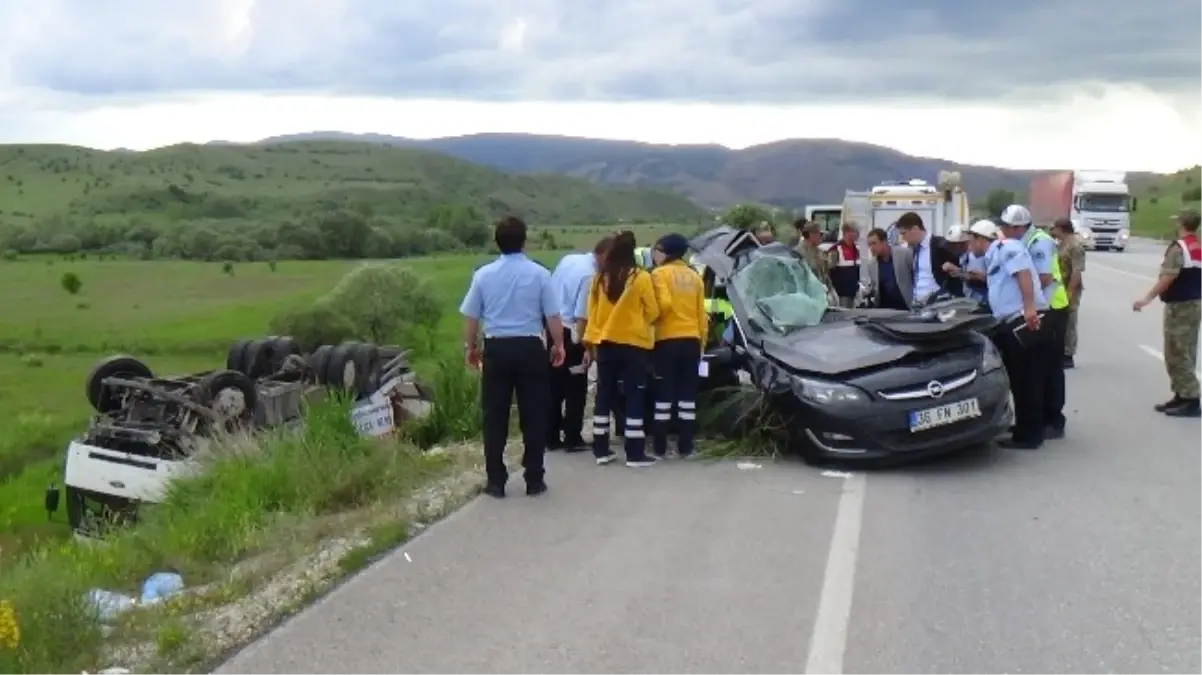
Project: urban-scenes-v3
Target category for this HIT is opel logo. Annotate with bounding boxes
[926,380,945,399]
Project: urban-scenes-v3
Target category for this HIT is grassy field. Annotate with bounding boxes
[0,220,683,560]
[1131,166,1201,238]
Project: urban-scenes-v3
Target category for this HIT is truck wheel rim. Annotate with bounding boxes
[214,387,248,418]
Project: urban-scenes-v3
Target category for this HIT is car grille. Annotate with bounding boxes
[875,369,977,402]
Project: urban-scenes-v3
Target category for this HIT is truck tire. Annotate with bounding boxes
[196,369,258,428]
[226,339,252,374]
[351,343,381,397]
[268,336,300,373]
[324,342,360,393]
[308,345,334,384]
[86,355,154,413]
[242,339,277,379]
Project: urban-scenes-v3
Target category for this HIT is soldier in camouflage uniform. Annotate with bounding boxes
[1052,218,1086,369]
[793,219,832,289]
[1133,209,1202,418]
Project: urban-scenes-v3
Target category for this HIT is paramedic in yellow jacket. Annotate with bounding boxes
[584,231,661,468]
[648,233,708,459]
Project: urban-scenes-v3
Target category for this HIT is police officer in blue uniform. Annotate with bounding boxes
[965,220,1049,450]
[1000,204,1068,439]
[460,216,566,498]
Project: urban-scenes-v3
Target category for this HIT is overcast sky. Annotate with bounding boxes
[1,0,1198,171]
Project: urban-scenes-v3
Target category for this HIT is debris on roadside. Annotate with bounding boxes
[736,461,763,471]
[821,470,852,479]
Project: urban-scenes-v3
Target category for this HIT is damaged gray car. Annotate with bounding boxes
[694,227,1013,464]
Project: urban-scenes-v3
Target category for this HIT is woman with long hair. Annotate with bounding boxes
[583,231,661,467]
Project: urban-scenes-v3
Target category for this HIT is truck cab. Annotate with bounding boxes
[1073,171,1133,252]
[866,173,970,245]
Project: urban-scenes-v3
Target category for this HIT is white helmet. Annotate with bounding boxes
[945,224,970,243]
[968,219,1000,240]
[1000,204,1032,227]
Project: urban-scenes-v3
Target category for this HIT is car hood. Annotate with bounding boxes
[751,301,997,377]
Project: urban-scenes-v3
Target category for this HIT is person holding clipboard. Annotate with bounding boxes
[964,220,1050,450]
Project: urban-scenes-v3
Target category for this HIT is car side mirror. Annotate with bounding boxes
[706,346,741,366]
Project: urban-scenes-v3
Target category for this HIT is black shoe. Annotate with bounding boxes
[1154,395,1184,413]
[525,480,548,496]
[998,437,1043,450]
[625,455,659,468]
[1063,356,1075,369]
[547,440,564,452]
[1044,426,1065,440]
[1164,398,1202,418]
[482,483,506,499]
[562,440,589,453]
[595,451,618,466]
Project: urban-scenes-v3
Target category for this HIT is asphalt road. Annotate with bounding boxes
[219,239,1200,674]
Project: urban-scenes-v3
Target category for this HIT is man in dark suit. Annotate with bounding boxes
[895,211,958,305]
[863,227,914,309]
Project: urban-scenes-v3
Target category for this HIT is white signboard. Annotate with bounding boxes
[350,399,395,437]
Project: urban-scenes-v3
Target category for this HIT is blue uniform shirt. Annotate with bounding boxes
[985,239,1048,320]
[459,253,559,338]
[550,252,595,324]
[1021,226,1060,300]
[961,251,988,302]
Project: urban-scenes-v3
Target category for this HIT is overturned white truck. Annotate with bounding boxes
[50,338,431,538]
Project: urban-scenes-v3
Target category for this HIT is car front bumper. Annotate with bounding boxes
[789,369,1013,462]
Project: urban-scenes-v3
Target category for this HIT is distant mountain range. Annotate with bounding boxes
[226,132,1156,209]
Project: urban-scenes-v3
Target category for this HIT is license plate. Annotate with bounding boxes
[909,398,981,432]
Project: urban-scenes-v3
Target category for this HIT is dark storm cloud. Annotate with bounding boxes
[2,0,1198,104]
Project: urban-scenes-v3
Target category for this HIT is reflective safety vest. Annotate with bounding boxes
[1023,227,1069,310]
[634,247,653,269]
[1161,234,1202,303]
[704,298,733,318]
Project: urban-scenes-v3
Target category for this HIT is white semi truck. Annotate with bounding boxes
[1029,170,1134,252]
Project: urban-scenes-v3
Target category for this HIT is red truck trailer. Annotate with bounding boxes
[1028,171,1073,228]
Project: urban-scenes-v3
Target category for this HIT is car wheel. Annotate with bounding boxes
[86,355,154,413]
[196,369,258,429]
[308,345,334,384]
[324,342,360,393]
[226,339,252,374]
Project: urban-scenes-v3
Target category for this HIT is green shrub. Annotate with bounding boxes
[403,353,482,449]
[59,272,81,295]
[322,263,442,345]
[268,302,358,352]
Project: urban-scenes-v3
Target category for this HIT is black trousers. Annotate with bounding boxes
[547,327,588,448]
[481,337,548,486]
[1042,308,1068,431]
[592,342,652,459]
[994,322,1049,444]
[652,338,703,456]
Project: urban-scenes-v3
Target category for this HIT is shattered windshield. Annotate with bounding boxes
[730,254,830,334]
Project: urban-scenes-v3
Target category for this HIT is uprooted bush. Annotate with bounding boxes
[0,396,453,675]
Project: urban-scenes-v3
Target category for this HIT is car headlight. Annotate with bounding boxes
[1119,229,1130,239]
[1078,227,1093,240]
[791,375,866,404]
[981,340,1003,374]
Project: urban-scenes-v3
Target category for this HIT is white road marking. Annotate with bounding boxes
[804,472,867,675]
[1139,344,1202,377]
[1090,261,1156,283]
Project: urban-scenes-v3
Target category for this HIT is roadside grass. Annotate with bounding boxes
[0,389,466,675]
[696,387,787,460]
